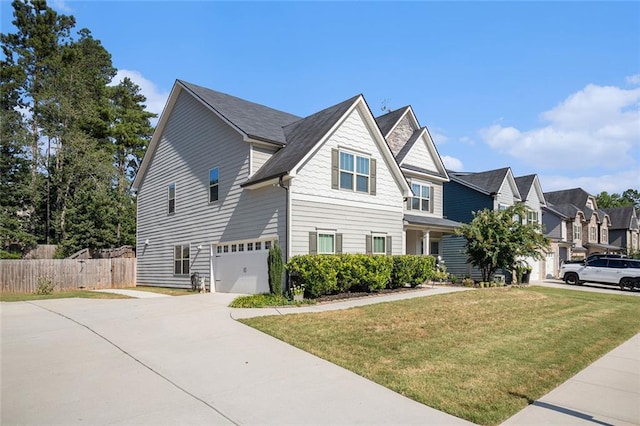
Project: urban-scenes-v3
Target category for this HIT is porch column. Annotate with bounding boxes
[423,231,430,255]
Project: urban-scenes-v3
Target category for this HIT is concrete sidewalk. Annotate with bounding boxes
[502,333,640,426]
[92,288,172,298]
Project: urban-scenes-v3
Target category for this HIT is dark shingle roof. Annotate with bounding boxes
[404,214,461,229]
[179,80,301,144]
[243,94,361,186]
[375,107,410,137]
[515,175,536,201]
[548,203,582,219]
[603,206,638,230]
[544,188,591,209]
[449,167,512,195]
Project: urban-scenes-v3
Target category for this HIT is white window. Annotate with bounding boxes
[574,223,582,240]
[216,246,221,254]
[340,151,369,193]
[238,243,244,252]
[410,183,431,212]
[265,241,272,250]
[589,226,597,242]
[209,167,219,202]
[373,236,386,254]
[168,183,176,214]
[247,242,253,251]
[498,204,509,211]
[318,233,335,254]
[256,241,262,250]
[174,244,189,275]
[601,228,608,244]
[527,210,538,225]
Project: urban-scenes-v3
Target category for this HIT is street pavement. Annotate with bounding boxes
[1,282,638,425]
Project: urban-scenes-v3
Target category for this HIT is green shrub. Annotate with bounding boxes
[0,249,22,259]
[229,293,315,308]
[286,255,339,298]
[34,276,56,295]
[347,254,393,292]
[268,242,284,295]
[450,274,459,284]
[462,278,475,287]
[391,255,435,288]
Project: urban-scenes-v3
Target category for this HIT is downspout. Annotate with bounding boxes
[277,175,290,290]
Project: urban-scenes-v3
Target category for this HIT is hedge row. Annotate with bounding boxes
[286,254,436,298]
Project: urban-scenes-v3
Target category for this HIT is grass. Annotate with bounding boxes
[129,285,194,296]
[229,293,316,308]
[0,290,130,302]
[241,287,640,425]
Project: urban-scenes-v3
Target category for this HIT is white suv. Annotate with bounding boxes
[560,258,640,290]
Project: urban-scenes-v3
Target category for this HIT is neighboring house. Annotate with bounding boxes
[441,167,526,280]
[543,188,619,259]
[375,107,460,257]
[602,206,639,255]
[541,204,573,278]
[133,80,414,293]
[514,174,548,279]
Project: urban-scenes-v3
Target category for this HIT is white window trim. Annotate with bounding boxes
[409,181,432,212]
[168,183,176,215]
[173,243,190,275]
[317,230,336,254]
[372,233,386,255]
[209,167,219,203]
[339,150,370,193]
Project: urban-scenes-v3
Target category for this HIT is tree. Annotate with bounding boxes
[457,204,550,282]
[595,189,639,209]
[1,0,155,257]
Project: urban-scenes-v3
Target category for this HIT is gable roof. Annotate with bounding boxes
[515,174,547,206]
[243,95,360,186]
[515,175,535,200]
[375,107,411,137]
[179,80,301,145]
[602,206,639,230]
[394,127,449,180]
[449,167,520,199]
[544,187,593,210]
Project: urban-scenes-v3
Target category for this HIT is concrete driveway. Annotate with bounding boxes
[1,289,472,425]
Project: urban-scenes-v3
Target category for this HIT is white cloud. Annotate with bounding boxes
[459,136,475,145]
[626,74,640,85]
[480,83,640,171]
[441,155,463,171]
[110,70,169,126]
[52,0,72,12]
[430,131,448,145]
[540,169,640,195]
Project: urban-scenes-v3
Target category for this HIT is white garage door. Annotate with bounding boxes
[212,240,272,294]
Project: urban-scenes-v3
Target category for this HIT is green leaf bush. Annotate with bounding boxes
[286,254,435,298]
[390,255,435,288]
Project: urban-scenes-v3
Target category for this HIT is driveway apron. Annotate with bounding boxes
[1,290,472,425]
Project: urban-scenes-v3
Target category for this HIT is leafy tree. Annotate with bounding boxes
[457,204,550,282]
[596,189,639,209]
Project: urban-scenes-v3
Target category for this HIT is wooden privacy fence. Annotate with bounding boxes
[0,258,136,294]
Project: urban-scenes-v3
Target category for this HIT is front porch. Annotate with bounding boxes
[404,214,461,256]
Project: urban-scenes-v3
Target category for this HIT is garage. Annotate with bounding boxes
[212,240,273,294]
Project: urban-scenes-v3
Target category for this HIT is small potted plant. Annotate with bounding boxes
[290,283,305,302]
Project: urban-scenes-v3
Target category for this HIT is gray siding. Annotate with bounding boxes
[496,179,518,208]
[441,235,482,281]
[136,90,285,288]
[252,145,277,175]
[291,199,403,256]
[543,212,563,239]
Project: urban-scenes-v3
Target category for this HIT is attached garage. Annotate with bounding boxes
[211,240,274,294]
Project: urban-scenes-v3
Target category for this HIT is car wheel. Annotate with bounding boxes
[619,277,633,291]
[564,273,579,285]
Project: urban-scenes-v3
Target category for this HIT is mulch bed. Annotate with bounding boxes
[315,284,454,304]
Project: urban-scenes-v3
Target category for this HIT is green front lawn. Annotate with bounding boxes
[130,286,195,296]
[0,290,130,302]
[241,287,640,425]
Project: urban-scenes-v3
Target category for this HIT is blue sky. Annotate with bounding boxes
[2,1,639,195]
